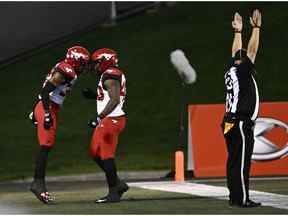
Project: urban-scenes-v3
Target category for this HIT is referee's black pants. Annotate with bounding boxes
[223,119,255,205]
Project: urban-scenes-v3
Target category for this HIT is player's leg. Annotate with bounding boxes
[91,117,128,203]
[111,116,128,198]
[31,101,57,204]
[90,120,121,203]
[94,156,128,198]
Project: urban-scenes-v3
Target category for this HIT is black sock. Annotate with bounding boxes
[94,156,105,171]
[102,158,118,188]
[34,145,50,181]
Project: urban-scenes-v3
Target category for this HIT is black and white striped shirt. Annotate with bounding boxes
[224,57,259,121]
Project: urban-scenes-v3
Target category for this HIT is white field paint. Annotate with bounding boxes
[0,204,28,214]
[128,181,288,210]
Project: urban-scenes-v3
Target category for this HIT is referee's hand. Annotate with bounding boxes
[232,12,243,32]
[250,9,261,28]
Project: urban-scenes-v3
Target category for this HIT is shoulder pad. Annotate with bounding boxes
[103,68,123,77]
[55,61,77,79]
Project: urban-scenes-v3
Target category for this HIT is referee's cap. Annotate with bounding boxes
[234,49,247,60]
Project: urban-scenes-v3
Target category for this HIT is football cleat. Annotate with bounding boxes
[241,199,262,208]
[117,180,129,198]
[95,193,120,204]
[30,181,55,204]
[95,181,129,204]
[229,199,261,208]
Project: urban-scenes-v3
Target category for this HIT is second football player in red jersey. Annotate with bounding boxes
[82,48,128,203]
[29,46,90,204]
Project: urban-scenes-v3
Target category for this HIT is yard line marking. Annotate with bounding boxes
[129,181,288,210]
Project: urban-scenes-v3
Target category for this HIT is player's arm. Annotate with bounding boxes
[40,70,65,130]
[98,79,121,119]
[231,12,243,57]
[247,9,261,63]
[40,70,65,112]
[88,78,120,128]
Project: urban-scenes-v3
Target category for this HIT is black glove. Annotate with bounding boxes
[44,112,53,130]
[82,88,97,99]
[88,117,101,128]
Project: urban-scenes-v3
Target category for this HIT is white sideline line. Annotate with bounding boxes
[191,176,288,183]
[128,181,288,210]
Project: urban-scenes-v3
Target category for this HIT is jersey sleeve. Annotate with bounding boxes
[55,62,77,80]
[102,68,122,83]
[244,56,255,67]
[240,57,255,77]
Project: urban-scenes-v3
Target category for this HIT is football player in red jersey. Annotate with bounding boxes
[29,46,90,204]
[82,48,128,203]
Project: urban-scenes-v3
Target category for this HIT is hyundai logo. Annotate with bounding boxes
[252,117,288,161]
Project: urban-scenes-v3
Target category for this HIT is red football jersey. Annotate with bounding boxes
[40,61,78,105]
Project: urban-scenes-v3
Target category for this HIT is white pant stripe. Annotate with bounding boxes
[239,121,247,204]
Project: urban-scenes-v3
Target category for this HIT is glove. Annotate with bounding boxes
[88,117,101,128]
[82,88,97,99]
[44,112,53,130]
[28,111,38,126]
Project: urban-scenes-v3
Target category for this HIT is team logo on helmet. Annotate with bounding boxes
[65,46,90,72]
[66,50,89,61]
[91,48,118,73]
[252,117,288,161]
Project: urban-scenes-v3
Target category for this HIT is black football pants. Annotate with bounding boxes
[223,119,255,205]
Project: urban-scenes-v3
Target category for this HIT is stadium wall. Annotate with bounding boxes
[0,2,156,64]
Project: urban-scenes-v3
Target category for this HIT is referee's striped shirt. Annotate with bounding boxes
[224,57,259,121]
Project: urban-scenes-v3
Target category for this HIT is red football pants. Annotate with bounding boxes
[90,116,126,159]
[34,100,60,147]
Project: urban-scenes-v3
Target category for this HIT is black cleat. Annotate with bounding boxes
[30,181,55,204]
[229,199,261,208]
[95,181,129,204]
[95,193,120,204]
[117,180,129,198]
[242,199,261,208]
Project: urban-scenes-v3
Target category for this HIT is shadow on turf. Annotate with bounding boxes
[45,196,227,205]
[121,195,227,202]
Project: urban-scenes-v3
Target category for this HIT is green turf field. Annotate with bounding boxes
[1,2,288,181]
[1,178,288,214]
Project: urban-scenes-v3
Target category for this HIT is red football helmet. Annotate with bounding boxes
[91,48,118,73]
[65,46,90,73]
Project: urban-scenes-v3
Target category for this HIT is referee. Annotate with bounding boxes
[222,9,262,208]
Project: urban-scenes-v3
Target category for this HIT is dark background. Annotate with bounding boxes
[0,1,154,63]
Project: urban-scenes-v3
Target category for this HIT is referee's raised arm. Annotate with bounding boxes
[231,12,243,57]
[247,9,262,63]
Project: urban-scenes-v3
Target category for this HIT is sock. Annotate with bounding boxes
[94,156,105,171]
[102,158,118,188]
[34,145,50,181]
